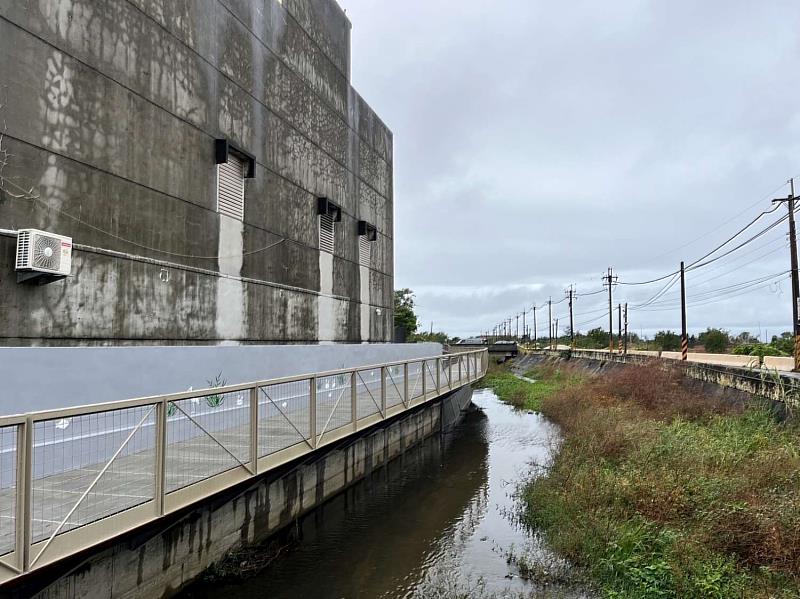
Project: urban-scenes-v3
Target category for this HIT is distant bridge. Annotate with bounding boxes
[450,341,518,359]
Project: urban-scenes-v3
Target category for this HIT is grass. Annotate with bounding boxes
[477,360,582,412]
[520,359,800,598]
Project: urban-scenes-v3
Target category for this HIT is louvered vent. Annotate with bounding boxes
[217,154,245,220]
[358,235,371,267]
[319,213,335,253]
[15,230,31,269]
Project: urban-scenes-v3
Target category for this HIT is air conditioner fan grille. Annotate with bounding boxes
[33,235,62,271]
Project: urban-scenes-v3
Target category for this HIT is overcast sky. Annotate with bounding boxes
[340,0,800,339]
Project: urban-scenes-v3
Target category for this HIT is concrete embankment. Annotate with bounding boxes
[520,351,794,414]
[5,386,474,599]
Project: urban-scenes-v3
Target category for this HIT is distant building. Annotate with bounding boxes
[0,0,393,346]
[458,337,486,345]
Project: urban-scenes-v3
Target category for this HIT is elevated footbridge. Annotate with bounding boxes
[0,349,488,586]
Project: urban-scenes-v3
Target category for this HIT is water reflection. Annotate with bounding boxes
[182,389,563,598]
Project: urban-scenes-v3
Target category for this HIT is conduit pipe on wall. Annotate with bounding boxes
[0,228,386,304]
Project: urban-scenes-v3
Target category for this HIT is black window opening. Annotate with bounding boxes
[317,197,342,254]
[358,220,377,267]
[215,139,256,221]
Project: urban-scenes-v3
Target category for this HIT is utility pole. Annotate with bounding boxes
[533,306,538,349]
[774,179,800,371]
[554,318,559,347]
[548,298,553,350]
[522,309,526,343]
[566,285,575,349]
[515,314,520,340]
[680,261,688,361]
[623,303,629,355]
[617,304,623,353]
[603,267,618,352]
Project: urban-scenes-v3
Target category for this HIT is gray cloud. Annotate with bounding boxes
[340,0,800,337]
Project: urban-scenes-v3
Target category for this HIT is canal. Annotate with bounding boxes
[181,388,574,598]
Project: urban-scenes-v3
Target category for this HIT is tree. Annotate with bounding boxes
[699,328,730,353]
[771,332,794,355]
[584,327,610,349]
[413,331,448,344]
[393,289,418,337]
[733,343,785,357]
[734,331,757,345]
[654,330,681,351]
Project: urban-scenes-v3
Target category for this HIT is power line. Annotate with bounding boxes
[647,271,788,307]
[635,178,792,265]
[619,200,796,290]
[686,209,790,270]
[633,272,789,312]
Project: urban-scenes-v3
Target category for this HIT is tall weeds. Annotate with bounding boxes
[523,361,800,598]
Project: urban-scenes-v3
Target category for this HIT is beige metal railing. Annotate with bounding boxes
[0,349,487,583]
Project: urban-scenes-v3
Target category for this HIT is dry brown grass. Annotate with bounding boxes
[523,360,800,597]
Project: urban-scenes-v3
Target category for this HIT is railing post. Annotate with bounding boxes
[351,370,357,431]
[459,356,463,382]
[154,399,167,517]
[436,357,441,394]
[249,386,259,475]
[467,353,471,380]
[310,377,317,448]
[422,360,427,398]
[404,362,409,405]
[380,366,387,417]
[17,418,32,572]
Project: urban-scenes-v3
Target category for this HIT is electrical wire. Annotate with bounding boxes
[5,177,302,260]
[634,274,789,312]
[640,271,788,308]
[619,200,794,287]
[485,176,800,335]
[634,178,792,265]
[689,240,788,286]
[686,211,789,270]
[576,288,606,297]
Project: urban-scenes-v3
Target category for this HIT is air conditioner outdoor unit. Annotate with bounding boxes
[15,229,73,277]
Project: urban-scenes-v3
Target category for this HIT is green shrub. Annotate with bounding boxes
[520,362,800,597]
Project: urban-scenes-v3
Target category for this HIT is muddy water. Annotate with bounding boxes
[182,389,568,598]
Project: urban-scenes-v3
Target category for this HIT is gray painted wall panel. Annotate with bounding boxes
[0,343,442,414]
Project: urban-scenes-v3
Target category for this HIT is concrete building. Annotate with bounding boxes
[0,0,393,346]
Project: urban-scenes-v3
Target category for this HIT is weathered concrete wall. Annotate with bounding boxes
[3,386,473,599]
[0,0,393,345]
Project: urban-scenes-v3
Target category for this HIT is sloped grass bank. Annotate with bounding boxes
[477,360,582,412]
[522,361,800,598]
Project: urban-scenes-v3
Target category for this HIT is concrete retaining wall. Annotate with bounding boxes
[4,385,474,598]
[549,349,800,410]
[764,356,795,371]
[585,348,783,370]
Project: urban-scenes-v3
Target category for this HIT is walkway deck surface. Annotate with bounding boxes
[0,365,459,555]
